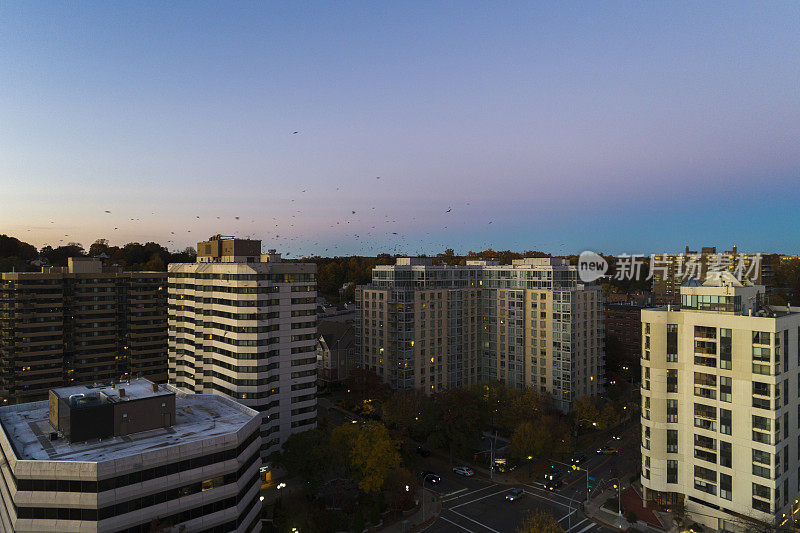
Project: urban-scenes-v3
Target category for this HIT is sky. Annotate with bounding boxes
[2,2,799,257]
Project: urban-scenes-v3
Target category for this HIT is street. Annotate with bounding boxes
[417,420,639,532]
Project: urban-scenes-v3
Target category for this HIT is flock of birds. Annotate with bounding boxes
[33,131,559,257]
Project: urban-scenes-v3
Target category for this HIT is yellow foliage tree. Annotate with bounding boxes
[331,421,401,493]
[516,510,564,533]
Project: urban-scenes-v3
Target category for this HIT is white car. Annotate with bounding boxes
[453,466,474,476]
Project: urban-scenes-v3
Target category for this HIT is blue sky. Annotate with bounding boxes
[2,2,799,256]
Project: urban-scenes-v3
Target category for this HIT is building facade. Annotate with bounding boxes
[355,257,604,411]
[0,378,262,533]
[640,273,800,531]
[168,236,317,457]
[650,246,779,304]
[0,257,167,405]
[605,302,645,365]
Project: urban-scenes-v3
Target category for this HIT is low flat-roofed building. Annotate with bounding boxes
[0,378,262,533]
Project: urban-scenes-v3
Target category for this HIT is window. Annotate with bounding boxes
[720,441,732,468]
[694,371,716,399]
[667,369,678,393]
[720,473,732,500]
[719,328,732,370]
[753,449,771,479]
[667,399,678,423]
[752,498,770,513]
[753,331,771,345]
[667,460,678,483]
[719,376,731,402]
[753,415,771,431]
[752,382,771,410]
[753,482,770,499]
[667,429,678,453]
[694,465,716,482]
[720,409,732,435]
[667,324,678,362]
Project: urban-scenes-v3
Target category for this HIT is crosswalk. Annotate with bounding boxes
[427,483,607,533]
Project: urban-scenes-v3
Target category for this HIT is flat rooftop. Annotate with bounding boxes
[0,388,257,462]
[51,378,174,404]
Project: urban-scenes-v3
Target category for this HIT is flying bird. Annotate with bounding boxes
[446,208,452,213]
[104,210,111,213]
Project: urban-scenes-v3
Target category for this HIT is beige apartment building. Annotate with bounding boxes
[168,235,317,458]
[0,257,167,405]
[641,273,800,531]
[355,257,603,411]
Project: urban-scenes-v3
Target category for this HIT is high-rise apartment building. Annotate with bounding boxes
[650,246,779,304]
[356,257,483,394]
[0,258,167,405]
[0,378,262,533]
[355,257,603,411]
[641,273,800,531]
[168,235,317,457]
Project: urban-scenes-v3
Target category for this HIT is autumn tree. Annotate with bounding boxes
[331,421,401,494]
[516,510,564,533]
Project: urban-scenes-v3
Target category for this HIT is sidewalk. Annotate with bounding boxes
[584,486,678,533]
[378,489,441,533]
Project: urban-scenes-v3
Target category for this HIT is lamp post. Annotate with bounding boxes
[608,477,623,519]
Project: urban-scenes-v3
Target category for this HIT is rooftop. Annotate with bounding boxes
[0,387,257,463]
[51,378,173,404]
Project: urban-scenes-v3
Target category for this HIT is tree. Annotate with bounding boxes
[331,421,401,494]
[516,510,564,533]
[274,428,332,490]
[381,389,433,440]
[383,467,417,513]
[344,367,390,409]
[573,395,602,427]
[510,420,539,461]
[0,235,38,272]
[428,387,486,460]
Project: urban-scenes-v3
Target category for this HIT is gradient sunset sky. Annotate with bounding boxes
[2,2,799,257]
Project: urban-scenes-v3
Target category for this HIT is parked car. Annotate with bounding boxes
[597,446,620,455]
[453,466,474,476]
[545,478,563,492]
[571,454,587,465]
[419,471,440,484]
[416,445,431,457]
[544,467,563,481]
[505,488,524,501]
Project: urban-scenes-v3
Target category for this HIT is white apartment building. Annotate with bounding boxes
[0,378,262,533]
[168,236,317,457]
[355,257,603,411]
[641,273,800,531]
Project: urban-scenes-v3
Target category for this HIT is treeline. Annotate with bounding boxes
[0,235,196,272]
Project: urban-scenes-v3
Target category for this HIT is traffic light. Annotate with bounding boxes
[613,484,618,489]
